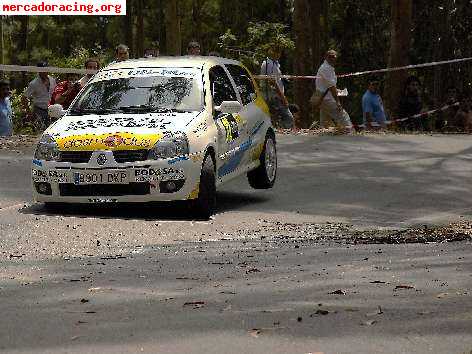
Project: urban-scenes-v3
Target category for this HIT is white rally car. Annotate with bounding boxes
[32,57,277,218]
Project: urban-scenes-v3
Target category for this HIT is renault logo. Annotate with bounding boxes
[104,135,123,147]
[97,153,107,166]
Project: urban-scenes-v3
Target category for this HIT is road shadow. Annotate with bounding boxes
[19,191,269,221]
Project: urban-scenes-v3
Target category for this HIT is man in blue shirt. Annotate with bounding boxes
[0,80,13,136]
[362,80,387,129]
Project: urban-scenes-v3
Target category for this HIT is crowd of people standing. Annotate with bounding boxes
[0,42,471,136]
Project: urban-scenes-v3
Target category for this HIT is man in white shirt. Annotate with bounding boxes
[260,47,294,129]
[21,61,56,131]
[315,50,353,133]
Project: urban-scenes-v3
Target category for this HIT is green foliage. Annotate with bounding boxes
[9,89,35,135]
[218,22,295,71]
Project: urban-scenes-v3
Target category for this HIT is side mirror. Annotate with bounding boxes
[215,101,243,114]
[48,104,66,119]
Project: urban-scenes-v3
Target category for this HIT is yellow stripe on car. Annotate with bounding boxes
[56,132,163,151]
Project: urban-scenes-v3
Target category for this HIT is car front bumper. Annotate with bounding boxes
[31,153,203,204]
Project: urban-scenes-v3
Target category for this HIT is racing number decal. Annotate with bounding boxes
[220,114,239,143]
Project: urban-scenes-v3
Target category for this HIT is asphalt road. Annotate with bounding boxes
[1,133,472,354]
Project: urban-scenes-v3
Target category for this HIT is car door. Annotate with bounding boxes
[225,64,264,168]
[209,65,245,180]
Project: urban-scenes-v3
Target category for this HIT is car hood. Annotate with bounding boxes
[46,111,202,151]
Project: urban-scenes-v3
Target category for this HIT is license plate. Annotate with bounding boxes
[73,171,128,185]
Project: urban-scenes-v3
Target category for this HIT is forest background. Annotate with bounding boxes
[0,0,471,130]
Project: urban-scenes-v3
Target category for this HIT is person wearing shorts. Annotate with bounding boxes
[315,50,353,133]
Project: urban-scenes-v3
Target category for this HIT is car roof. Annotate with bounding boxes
[104,56,242,70]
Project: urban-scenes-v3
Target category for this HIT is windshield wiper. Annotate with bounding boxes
[117,106,193,113]
[69,108,119,115]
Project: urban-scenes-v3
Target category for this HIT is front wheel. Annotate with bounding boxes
[247,133,277,189]
[191,154,217,219]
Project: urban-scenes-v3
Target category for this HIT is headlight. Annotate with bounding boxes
[34,134,60,161]
[148,132,189,160]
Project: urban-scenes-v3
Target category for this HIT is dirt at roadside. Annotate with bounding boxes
[0,135,38,154]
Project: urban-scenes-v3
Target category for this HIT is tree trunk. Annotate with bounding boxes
[124,0,134,58]
[293,0,317,128]
[384,0,413,116]
[192,0,203,44]
[136,0,144,58]
[165,0,181,55]
[0,16,4,67]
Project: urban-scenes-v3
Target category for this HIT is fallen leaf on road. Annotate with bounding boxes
[249,329,262,338]
[184,301,205,309]
[395,285,415,290]
[246,268,261,274]
[310,309,330,316]
[366,306,383,317]
[329,289,346,295]
[88,287,113,292]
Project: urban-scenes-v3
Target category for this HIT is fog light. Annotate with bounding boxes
[159,179,185,193]
[35,182,52,195]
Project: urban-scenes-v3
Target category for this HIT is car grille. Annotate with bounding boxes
[113,150,149,163]
[59,183,150,197]
[59,151,93,163]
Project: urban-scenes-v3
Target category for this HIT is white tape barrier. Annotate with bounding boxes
[255,57,472,81]
[0,64,95,75]
[1,56,471,79]
[354,102,461,129]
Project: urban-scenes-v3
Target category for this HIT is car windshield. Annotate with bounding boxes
[70,74,203,114]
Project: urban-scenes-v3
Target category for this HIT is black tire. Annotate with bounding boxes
[247,132,277,189]
[192,154,217,220]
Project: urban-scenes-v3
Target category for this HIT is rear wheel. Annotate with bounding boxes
[247,132,277,189]
[192,154,216,219]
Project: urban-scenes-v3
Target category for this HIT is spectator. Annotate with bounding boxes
[78,58,100,87]
[0,80,13,136]
[315,50,353,134]
[115,44,130,62]
[21,61,56,131]
[397,76,424,131]
[437,86,460,131]
[144,44,159,58]
[260,46,294,129]
[49,73,80,109]
[187,41,201,56]
[362,79,387,129]
[455,94,472,133]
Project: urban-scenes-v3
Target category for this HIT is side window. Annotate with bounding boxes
[209,65,238,107]
[226,64,256,106]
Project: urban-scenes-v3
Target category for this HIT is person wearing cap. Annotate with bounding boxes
[362,79,388,129]
[21,61,56,131]
[187,41,201,56]
[315,50,353,133]
[260,46,294,129]
[0,80,13,136]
